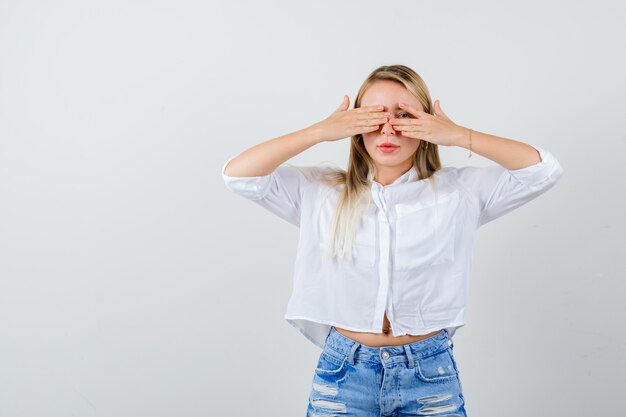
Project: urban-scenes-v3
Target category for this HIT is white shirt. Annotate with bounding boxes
[221,144,564,349]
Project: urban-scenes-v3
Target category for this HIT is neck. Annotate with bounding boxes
[374,164,413,186]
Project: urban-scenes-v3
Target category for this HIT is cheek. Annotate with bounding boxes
[397,143,419,158]
[362,133,376,148]
[362,131,376,140]
[401,138,420,151]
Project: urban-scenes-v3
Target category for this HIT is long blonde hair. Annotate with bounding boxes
[305,65,443,263]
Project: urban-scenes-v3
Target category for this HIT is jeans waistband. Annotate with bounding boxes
[324,326,453,367]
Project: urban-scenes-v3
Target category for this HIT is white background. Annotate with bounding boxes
[1,0,624,416]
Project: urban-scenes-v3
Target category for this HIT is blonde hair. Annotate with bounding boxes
[307,65,443,263]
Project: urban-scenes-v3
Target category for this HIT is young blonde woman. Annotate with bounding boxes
[222,64,563,417]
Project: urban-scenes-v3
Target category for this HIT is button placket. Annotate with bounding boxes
[371,184,391,333]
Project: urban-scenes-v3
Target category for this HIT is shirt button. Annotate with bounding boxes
[381,350,390,360]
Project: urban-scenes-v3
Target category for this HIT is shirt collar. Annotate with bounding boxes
[397,165,418,184]
[372,165,418,187]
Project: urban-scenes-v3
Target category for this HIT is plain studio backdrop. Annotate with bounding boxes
[0,0,624,416]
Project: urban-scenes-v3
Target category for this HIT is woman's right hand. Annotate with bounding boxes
[311,95,390,142]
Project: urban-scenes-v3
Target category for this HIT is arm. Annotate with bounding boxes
[390,100,564,226]
[222,96,388,225]
[224,95,387,177]
[452,128,543,170]
[221,125,325,226]
[223,125,324,177]
[452,139,564,227]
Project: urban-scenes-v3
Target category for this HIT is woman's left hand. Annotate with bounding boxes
[390,100,468,147]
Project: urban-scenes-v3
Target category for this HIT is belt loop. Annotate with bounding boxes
[348,341,359,365]
[446,329,454,347]
[403,344,414,368]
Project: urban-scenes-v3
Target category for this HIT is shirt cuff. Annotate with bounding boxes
[506,143,563,187]
[221,156,272,200]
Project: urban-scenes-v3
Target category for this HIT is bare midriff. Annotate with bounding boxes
[334,312,442,347]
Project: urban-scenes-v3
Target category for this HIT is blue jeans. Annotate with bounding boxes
[306,326,467,417]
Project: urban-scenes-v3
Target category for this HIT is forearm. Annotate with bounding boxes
[453,127,542,170]
[223,125,324,177]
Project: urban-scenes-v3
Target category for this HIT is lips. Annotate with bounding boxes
[378,143,400,153]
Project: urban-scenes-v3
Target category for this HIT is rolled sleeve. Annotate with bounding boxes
[221,156,312,226]
[454,143,564,227]
[507,144,563,187]
[221,156,272,200]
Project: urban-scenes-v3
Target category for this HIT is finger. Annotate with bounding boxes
[358,125,381,134]
[395,125,426,134]
[333,95,350,114]
[356,105,385,113]
[398,103,428,118]
[356,112,390,120]
[356,116,388,127]
[389,118,423,127]
[400,131,426,140]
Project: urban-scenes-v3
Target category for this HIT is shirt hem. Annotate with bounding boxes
[285,314,468,349]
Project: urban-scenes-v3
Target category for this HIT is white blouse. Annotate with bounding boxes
[221,143,564,349]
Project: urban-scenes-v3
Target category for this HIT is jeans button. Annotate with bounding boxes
[381,350,390,359]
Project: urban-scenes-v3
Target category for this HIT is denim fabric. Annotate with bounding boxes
[306,327,467,417]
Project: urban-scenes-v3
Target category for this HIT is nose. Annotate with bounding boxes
[381,119,396,136]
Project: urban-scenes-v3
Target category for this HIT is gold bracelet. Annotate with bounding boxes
[467,128,473,158]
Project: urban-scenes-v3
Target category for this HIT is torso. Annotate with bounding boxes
[334,312,442,347]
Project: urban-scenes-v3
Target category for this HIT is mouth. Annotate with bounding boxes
[378,142,399,148]
[378,142,400,153]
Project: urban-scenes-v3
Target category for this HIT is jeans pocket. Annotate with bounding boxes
[415,347,459,383]
[315,350,349,378]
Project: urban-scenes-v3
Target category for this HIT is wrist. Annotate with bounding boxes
[452,126,474,158]
[305,122,329,144]
[453,126,470,149]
